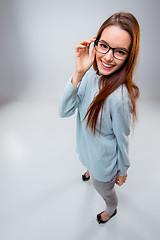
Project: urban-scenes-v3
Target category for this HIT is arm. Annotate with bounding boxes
[59,37,96,118]
[58,80,81,118]
[111,97,132,185]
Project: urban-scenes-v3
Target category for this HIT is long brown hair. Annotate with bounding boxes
[84,12,140,134]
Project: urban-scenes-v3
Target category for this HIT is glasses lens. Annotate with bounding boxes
[95,41,109,54]
[114,49,128,61]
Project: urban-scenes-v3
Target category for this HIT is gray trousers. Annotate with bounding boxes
[91,175,118,216]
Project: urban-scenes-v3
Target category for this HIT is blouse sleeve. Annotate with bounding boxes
[58,71,89,118]
[58,80,80,118]
[111,98,132,177]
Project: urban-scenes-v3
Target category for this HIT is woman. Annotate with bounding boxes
[59,12,140,224]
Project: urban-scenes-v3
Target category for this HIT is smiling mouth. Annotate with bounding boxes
[101,60,114,68]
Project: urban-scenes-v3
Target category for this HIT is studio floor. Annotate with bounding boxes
[0,98,160,240]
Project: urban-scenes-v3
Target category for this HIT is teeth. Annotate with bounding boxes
[102,62,113,68]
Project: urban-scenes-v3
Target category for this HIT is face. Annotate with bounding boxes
[95,25,132,76]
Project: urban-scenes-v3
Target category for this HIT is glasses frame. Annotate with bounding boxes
[94,39,129,61]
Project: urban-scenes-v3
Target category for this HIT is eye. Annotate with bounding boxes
[115,49,127,55]
[99,43,109,49]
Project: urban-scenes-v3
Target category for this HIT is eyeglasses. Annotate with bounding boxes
[94,40,129,61]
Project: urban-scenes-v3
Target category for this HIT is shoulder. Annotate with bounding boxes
[84,67,98,83]
[78,67,98,89]
[77,67,98,99]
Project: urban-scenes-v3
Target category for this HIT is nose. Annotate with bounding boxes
[103,49,114,61]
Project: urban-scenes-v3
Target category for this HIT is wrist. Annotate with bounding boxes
[71,71,85,87]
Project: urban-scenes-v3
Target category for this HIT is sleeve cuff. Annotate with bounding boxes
[118,167,128,177]
[63,79,80,96]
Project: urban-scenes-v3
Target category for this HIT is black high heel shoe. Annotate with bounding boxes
[97,209,117,224]
[82,172,90,181]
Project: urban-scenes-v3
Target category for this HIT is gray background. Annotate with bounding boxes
[0,0,159,102]
[0,1,160,240]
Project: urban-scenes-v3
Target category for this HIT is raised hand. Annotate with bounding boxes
[72,37,96,86]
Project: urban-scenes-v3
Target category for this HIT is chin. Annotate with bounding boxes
[99,69,115,76]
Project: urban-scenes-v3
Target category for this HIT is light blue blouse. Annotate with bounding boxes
[59,68,132,182]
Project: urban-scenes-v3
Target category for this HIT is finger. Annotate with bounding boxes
[76,44,86,50]
[89,37,96,42]
[115,179,120,185]
[75,45,87,54]
[80,40,92,46]
[79,38,96,48]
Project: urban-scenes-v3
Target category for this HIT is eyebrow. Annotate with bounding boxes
[99,39,129,52]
